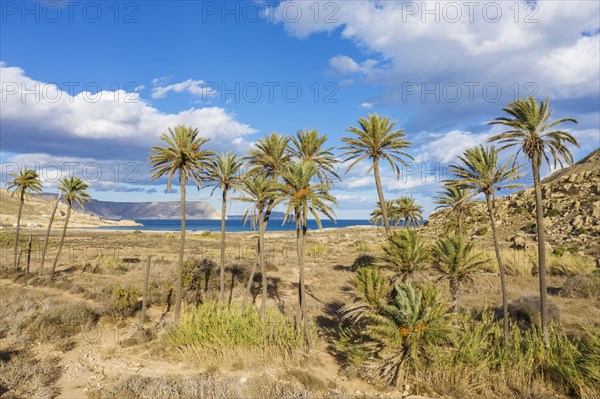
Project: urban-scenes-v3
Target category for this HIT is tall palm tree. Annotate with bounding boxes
[40,191,62,276]
[148,125,214,323]
[369,200,400,227]
[243,133,291,297]
[433,181,474,235]
[51,177,91,279]
[449,145,522,343]
[282,160,336,349]
[381,229,429,282]
[488,96,579,344]
[236,175,282,317]
[6,169,42,270]
[289,128,340,184]
[206,152,245,303]
[395,196,423,229]
[432,235,488,312]
[341,114,413,236]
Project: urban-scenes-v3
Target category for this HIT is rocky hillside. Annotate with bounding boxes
[426,148,600,258]
[0,189,138,228]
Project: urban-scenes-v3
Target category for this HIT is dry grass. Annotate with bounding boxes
[0,349,62,399]
[481,249,595,277]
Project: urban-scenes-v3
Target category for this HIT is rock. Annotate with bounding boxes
[510,234,528,250]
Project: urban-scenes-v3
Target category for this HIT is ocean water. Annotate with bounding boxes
[97,219,374,232]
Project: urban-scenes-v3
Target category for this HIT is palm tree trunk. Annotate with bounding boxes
[219,189,227,303]
[13,190,24,269]
[449,279,459,312]
[373,159,391,236]
[40,193,61,276]
[259,217,267,319]
[51,205,71,279]
[25,235,32,274]
[139,256,151,330]
[532,159,549,345]
[298,214,312,349]
[486,194,509,345]
[456,212,462,236]
[174,177,186,323]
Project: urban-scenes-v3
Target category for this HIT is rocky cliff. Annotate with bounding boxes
[426,148,600,258]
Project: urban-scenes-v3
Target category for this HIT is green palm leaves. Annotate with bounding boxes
[382,230,429,282]
[488,96,579,170]
[432,235,488,311]
[342,114,413,236]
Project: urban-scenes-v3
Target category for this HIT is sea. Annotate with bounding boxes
[96,219,375,232]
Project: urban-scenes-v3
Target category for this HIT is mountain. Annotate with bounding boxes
[37,194,221,220]
[426,148,600,257]
[82,199,220,220]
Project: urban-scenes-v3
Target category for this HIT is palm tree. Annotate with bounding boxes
[488,97,579,344]
[206,152,245,303]
[289,128,340,183]
[381,230,429,282]
[236,175,282,317]
[369,200,400,227]
[339,265,391,323]
[51,177,91,279]
[39,191,62,276]
[395,196,423,229]
[449,145,522,342]
[434,181,474,235]
[432,235,488,312]
[282,160,336,349]
[341,280,453,387]
[6,169,42,270]
[243,133,291,298]
[148,125,214,323]
[341,114,413,236]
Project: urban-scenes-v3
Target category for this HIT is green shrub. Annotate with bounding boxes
[354,241,369,253]
[553,246,567,257]
[523,222,537,234]
[165,301,308,365]
[84,254,127,274]
[107,283,140,318]
[475,226,489,236]
[545,208,561,217]
[574,227,588,236]
[133,230,142,234]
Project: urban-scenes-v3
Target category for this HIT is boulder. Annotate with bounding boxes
[509,234,528,250]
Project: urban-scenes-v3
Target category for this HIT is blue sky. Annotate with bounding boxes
[1,0,599,218]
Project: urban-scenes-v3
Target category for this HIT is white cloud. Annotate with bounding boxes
[359,102,373,109]
[416,130,491,163]
[0,63,256,158]
[151,78,217,99]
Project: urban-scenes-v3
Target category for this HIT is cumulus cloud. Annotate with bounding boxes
[151,78,217,99]
[0,63,257,161]
[359,102,374,109]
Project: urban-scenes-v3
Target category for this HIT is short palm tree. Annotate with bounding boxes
[488,96,579,344]
[51,177,91,279]
[236,175,282,317]
[395,196,423,229]
[148,125,214,323]
[290,128,340,184]
[341,114,413,236]
[206,152,245,303]
[342,281,454,387]
[432,235,488,312]
[434,181,474,235]
[40,191,62,276]
[6,169,42,270]
[449,145,522,343]
[282,160,336,349]
[381,230,429,282]
[339,265,391,323]
[369,200,400,227]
